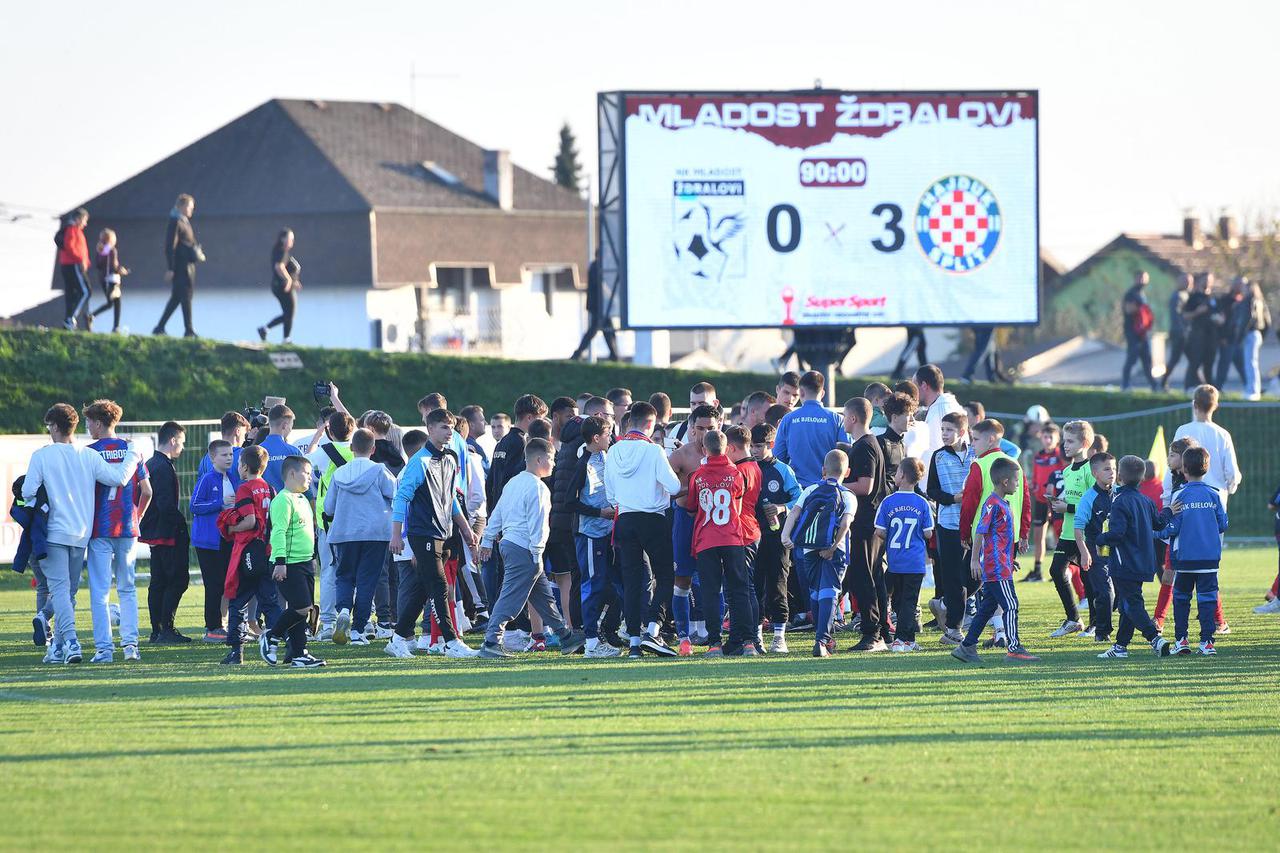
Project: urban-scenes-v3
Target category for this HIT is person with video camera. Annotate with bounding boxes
[257,228,301,345]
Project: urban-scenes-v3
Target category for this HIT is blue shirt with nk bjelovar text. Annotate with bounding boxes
[874,490,934,574]
[774,400,848,487]
[259,433,303,494]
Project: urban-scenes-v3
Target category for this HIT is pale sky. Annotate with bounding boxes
[3,0,1277,315]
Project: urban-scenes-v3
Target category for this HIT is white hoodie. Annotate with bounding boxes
[23,441,139,548]
[605,435,680,515]
[922,392,964,471]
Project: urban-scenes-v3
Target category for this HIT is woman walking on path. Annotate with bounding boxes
[258,229,300,344]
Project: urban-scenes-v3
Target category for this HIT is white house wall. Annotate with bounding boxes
[497,287,590,360]
[365,285,420,352]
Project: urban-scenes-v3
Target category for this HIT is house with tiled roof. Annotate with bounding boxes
[31,99,589,354]
[1045,215,1259,342]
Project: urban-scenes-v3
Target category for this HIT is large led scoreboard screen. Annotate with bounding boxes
[615,90,1039,329]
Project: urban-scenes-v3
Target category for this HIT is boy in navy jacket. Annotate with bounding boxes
[1096,455,1172,659]
[1157,446,1228,654]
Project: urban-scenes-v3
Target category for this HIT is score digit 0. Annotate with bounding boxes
[798,158,867,187]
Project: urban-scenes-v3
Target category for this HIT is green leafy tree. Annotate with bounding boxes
[550,122,582,193]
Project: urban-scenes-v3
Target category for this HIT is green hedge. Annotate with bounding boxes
[3,329,1277,534]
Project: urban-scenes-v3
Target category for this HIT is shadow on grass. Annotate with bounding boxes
[4,722,1277,767]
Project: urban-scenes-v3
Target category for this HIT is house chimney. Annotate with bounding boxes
[1183,216,1203,249]
[483,149,513,211]
[1218,214,1240,248]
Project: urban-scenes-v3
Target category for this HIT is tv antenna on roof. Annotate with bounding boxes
[409,62,461,165]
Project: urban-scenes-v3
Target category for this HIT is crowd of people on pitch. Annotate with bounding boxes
[12,366,1279,669]
[54,194,301,342]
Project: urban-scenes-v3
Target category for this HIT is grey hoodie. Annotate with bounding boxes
[322,456,396,544]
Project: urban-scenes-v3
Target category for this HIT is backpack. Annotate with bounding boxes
[1132,302,1154,336]
[792,481,849,551]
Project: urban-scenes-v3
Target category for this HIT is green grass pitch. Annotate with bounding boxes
[2,548,1278,850]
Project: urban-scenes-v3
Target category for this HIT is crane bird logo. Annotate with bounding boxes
[673,202,745,283]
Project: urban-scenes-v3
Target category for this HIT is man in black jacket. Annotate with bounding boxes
[569,256,619,361]
[154,193,199,337]
[544,397,581,626]
[139,421,190,642]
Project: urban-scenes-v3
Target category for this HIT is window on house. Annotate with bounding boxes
[530,266,574,316]
[434,267,491,316]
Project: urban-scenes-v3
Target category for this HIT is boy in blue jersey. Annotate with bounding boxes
[781,449,855,658]
[258,404,302,493]
[1074,452,1116,644]
[952,457,1039,663]
[1157,446,1228,655]
[84,400,152,663]
[750,422,802,652]
[874,458,934,652]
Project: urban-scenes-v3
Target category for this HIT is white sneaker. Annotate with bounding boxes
[444,639,480,658]
[503,629,529,651]
[43,645,66,664]
[384,635,414,659]
[414,635,434,652]
[333,609,351,645]
[903,641,921,652]
[1253,598,1280,615]
[90,650,114,664]
[123,644,141,662]
[584,642,621,658]
[1097,644,1129,659]
[374,623,394,640]
[315,626,335,643]
[769,636,790,654]
[890,639,908,653]
[348,632,370,646]
[1050,620,1083,638]
[64,639,83,665]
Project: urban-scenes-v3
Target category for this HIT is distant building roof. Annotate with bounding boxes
[1058,217,1257,289]
[77,99,584,219]
[276,100,583,213]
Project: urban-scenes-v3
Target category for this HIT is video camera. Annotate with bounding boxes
[241,403,269,431]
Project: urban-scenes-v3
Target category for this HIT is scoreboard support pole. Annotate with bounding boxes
[793,328,851,408]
